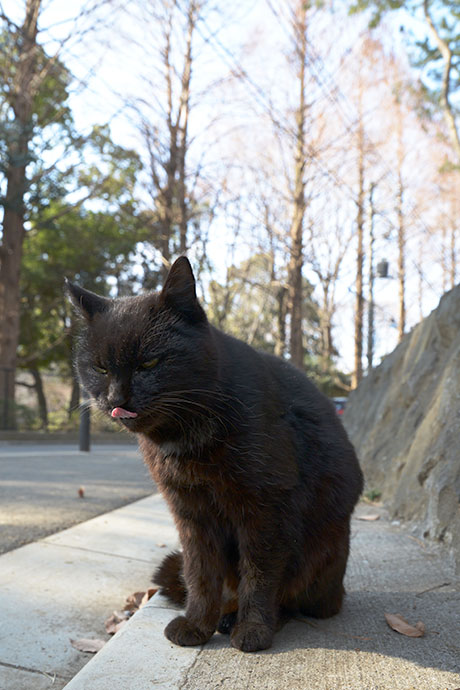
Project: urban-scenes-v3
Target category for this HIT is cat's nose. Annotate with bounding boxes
[107,381,130,409]
[108,395,130,409]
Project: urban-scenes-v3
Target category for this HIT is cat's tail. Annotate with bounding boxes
[152,550,187,606]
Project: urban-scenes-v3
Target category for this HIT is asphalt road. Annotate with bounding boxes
[0,442,156,554]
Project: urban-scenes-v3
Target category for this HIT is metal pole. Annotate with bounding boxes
[79,389,91,452]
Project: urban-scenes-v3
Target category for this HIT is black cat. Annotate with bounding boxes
[67,256,363,653]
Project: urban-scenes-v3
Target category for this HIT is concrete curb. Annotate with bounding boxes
[0,493,179,690]
[63,593,197,690]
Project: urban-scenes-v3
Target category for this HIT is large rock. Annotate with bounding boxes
[343,285,460,571]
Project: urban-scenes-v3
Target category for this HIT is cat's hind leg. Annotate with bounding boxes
[295,540,348,619]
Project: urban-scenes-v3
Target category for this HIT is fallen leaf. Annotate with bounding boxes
[140,587,158,607]
[384,613,425,637]
[104,611,128,635]
[78,487,85,498]
[356,514,380,521]
[124,588,158,613]
[124,591,145,612]
[70,638,106,653]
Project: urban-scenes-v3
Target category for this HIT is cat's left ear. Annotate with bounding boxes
[65,279,110,321]
[159,257,206,323]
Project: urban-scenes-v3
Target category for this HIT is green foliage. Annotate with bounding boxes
[364,488,382,502]
[75,125,143,204]
[18,124,149,381]
[0,27,74,183]
[19,200,149,372]
[0,15,153,430]
[303,354,352,397]
[349,0,406,29]
[349,1,460,96]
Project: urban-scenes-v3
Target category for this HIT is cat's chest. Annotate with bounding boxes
[144,440,227,490]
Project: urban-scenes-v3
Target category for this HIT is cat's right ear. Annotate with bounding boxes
[159,257,206,323]
[65,278,110,321]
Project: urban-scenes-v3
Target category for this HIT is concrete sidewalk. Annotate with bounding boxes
[0,494,179,689]
[2,496,459,690]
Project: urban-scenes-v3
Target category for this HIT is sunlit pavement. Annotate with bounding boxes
[0,442,154,553]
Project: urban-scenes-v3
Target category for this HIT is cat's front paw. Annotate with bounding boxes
[164,615,212,646]
[230,622,274,652]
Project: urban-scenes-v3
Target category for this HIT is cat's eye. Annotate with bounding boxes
[140,357,159,370]
[93,364,108,374]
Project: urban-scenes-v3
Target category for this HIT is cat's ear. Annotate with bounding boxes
[65,278,110,320]
[159,257,206,323]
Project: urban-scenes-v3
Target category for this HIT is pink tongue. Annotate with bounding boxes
[111,407,138,419]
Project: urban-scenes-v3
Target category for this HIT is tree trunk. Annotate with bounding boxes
[441,223,447,294]
[287,1,307,370]
[158,6,176,280]
[177,1,196,256]
[418,239,424,321]
[0,0,41,429]
[352,123,365,389]
[30,367,48,430]
[450,219,457,289]
[319,282,333,373]
[0,173,26,429]
[275,285,288,358]
[397,178,405,342]
[367,183,375,371]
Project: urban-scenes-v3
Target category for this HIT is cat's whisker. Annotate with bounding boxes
[154,396,235,433]
[165,388,247,414]
[158,391,246,426]
[150,403,190,439]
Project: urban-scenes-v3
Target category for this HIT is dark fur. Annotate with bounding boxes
[67,257,363,653]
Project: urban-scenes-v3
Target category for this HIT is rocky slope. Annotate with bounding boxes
[343,285,460,571]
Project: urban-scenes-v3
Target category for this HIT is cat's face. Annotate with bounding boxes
[67,258,217,438]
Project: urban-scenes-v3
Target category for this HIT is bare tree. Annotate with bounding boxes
[134,0,214,281]
[286,0,308,369]
[352,114,366,388]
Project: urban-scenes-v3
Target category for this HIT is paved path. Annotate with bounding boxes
[0,442,154,553]
[1,494,459,690]
[0,495,176,690]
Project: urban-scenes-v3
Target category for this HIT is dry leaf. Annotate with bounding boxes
[124,588,158,614]
[356,514,380,521]
[70,637,106,653]
[384,613,425,638]
[104,611,128,635]
[124,591,145,612]
[140,587,158,607]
